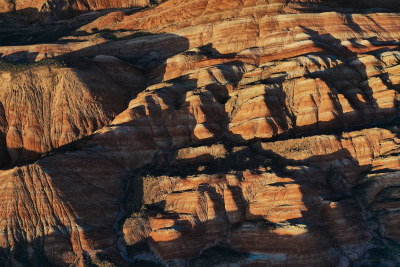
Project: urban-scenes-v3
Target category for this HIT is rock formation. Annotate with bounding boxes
[0,0,153,21]
[0,0,400,266]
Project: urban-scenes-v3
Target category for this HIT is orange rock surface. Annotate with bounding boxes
[0,0,151,20]
[0,0,400,266]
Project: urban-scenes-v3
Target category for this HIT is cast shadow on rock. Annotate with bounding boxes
[127,146,376,265]
[1,23,400,266]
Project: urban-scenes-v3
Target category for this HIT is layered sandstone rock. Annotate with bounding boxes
[0,0,400,266]
[121,127,400,265]
[0,0,152,20]
[0,60,144,166]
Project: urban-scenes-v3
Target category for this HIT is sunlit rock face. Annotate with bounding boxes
[1,0,400,266]
[122,128,400,265]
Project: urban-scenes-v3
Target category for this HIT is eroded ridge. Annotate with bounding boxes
[0,0,400,266]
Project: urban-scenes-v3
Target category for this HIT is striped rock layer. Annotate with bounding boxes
[0,0,400,266]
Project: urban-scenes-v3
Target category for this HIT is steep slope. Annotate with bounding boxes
[0,0,152,20]
[122,127,400,266]
[0,0,400,266]
[0,59,145,166]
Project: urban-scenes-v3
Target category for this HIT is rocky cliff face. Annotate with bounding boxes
[1,0,400,266]
[0,0,153,21]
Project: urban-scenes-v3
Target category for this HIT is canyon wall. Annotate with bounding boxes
[0,0,400,266]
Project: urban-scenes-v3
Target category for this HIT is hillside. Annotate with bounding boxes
[0,0,400,266]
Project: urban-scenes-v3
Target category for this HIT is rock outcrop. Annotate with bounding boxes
[0,0,152,21]
[0,0,400,266]
[0,59,145,166]
[122,128,400,265]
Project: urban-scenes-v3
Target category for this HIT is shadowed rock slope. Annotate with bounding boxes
[0,0,154,21]
[1,0,400,266]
